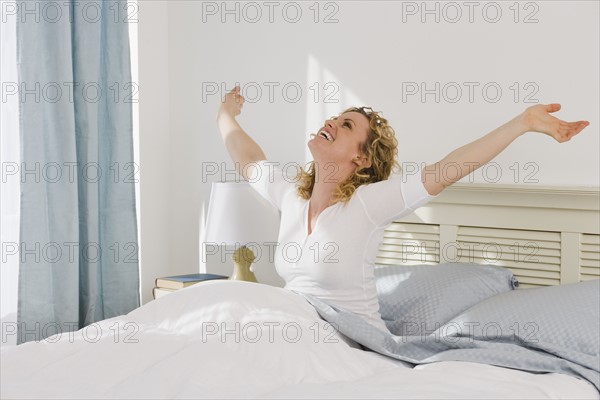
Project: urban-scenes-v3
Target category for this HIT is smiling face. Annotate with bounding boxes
[297,107,400,203]
[307,111,371,168]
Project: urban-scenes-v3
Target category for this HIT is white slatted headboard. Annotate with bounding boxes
[376,184,600,289]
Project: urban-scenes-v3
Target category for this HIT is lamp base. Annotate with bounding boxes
[230,246,258,283]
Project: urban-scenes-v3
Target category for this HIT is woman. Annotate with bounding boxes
[216,86,589,332]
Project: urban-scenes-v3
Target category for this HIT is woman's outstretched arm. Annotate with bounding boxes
[422,104,590,196]
[217,86,266,181]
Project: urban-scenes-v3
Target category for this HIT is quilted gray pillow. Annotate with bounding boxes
[375,262,518,336]
[436,279,600,382]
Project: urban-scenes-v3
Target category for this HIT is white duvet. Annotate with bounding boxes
[1,280,598,399]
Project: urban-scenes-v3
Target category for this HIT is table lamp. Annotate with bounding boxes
[204,182,281,282]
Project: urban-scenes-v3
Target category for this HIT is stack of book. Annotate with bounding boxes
[153,273,229,299]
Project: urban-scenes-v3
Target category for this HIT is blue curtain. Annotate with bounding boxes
[16,0,140,344]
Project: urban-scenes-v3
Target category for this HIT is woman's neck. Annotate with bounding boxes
[309,161,352,214]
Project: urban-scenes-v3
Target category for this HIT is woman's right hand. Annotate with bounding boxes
[217,86,245,119]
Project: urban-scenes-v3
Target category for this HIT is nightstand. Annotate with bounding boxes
[152,273,229,299]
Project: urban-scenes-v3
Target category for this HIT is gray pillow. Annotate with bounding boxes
[375,262,518,336]
[435,279,600,382]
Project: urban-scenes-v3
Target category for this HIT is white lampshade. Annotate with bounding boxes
[204,182,280,246]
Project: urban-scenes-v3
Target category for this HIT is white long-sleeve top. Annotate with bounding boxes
[248,160,437,332]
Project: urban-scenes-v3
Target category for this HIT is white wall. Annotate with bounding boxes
[137,0,173,303]
[138,1,600,299]
[1,1,20,346]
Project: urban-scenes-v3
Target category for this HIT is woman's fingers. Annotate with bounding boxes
[222,87,245,108]
[571,121,589,135]
[524,104,589,143]
[230,86,244,104]
[553,120,589,142]
[218,85,246,117]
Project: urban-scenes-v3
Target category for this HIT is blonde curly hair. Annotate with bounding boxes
[296,106,401,204]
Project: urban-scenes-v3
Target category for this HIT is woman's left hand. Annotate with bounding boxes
[520,103,589,143]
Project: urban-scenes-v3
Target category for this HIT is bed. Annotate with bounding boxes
[2,183,599,399]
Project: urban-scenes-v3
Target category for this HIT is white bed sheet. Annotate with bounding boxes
[1,280,597,399]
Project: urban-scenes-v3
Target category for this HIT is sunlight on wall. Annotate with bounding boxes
[199,201,207,273]
[304,54,368,165]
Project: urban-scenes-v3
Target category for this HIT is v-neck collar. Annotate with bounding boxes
[304,200,339,237]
